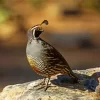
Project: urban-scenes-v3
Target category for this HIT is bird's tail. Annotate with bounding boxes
[68,71,79,83]
[63,66,79,83]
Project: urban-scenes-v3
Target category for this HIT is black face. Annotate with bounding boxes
[27,20,48,40]
[34,29,43,38]
[27,25,43,40]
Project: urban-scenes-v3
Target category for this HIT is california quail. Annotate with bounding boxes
[26,20,78,91]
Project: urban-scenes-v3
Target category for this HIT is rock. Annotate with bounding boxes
[0,68,100,100]
[95,85,100,94]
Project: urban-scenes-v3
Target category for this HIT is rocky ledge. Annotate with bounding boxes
[0,68,100,100]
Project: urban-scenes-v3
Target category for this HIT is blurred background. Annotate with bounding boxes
[0,0,100,91]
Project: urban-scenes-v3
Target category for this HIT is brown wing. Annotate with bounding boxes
[40,39,73,74]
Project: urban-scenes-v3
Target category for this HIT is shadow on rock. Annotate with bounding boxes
[51,72,100,91]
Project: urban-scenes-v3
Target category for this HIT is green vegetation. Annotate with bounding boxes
[0,7,9,23]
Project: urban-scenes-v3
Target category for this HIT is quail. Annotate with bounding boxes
[26,20,78,91]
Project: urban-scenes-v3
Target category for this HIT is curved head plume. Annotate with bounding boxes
[40,20,48,25]
[27,20,48,40]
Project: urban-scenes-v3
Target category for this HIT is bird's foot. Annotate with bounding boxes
[34,78,56,91]
[33,78,46,88]
[36,84,54,91]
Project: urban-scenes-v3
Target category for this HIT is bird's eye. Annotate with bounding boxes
[36,27,42,31]
[40,27,42,30]
[37,27,40,30]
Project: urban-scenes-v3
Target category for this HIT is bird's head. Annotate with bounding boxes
[27,20,48,40]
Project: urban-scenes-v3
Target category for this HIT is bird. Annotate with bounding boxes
[26,20,78,91]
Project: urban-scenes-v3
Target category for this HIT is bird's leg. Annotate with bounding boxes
[33,78,46,88]
[39,77,46,85]
[44,77,50,91]
[43,77,46,84]
[36,77,50,91]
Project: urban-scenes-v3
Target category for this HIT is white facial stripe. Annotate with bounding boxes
[32,29,36,37]
[31,25,39,38]
[30,24,41,39]
[31,25,39,31]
